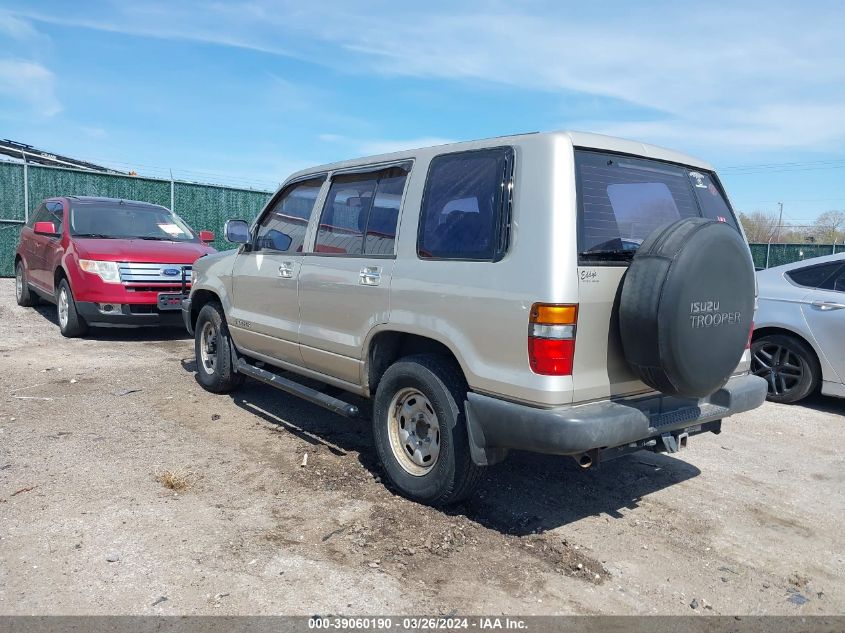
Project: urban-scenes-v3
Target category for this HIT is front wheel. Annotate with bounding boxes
[194,302,244,393]
[751,334,819,403]
[56,279,88,338]
[372,354,484,506]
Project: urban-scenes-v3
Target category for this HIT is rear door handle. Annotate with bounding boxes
[811,300,845,311]
[359,266,382,286]
[278,261,294,279]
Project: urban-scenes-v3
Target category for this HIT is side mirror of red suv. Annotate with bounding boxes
[33,221,58,236]
[198,230,215,243]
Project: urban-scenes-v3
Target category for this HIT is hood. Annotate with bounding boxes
[72,238,216,264]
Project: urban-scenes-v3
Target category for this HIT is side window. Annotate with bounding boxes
[786,263,843,290]
[255,177,324,253]
[315,165,408,256]
[47,201,64,234]
[315,174,377,255]
[28,203,48,227]
[418,147,513,261]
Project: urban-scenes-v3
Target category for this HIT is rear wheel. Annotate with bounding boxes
[194,302,244,393]
[373,354,484,506]
[751,334,819,403]
[56,279,88,338]
[15,261,39,307]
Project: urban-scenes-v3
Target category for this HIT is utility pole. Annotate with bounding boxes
[774,202,784,243]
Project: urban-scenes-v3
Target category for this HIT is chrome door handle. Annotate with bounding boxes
[811,300,845,311]
[278,262,294,279]
[359,266,382,286]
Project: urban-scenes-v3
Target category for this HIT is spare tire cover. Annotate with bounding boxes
[619,217,755,398]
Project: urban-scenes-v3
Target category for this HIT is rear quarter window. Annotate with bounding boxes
[786,262,844,290]
[417,147,513,261]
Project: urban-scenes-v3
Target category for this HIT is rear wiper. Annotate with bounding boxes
[578,249,636,261]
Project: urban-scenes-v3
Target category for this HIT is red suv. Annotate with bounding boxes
[14,196,217,337]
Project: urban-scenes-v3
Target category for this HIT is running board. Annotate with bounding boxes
[235,359,360,418]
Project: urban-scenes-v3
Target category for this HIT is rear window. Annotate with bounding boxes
[575,150,739,263]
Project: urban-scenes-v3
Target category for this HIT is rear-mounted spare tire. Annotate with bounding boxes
[619,217,755,398]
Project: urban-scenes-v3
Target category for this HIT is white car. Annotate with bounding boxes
[753,253,845,402]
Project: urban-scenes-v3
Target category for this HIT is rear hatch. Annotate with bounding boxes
[571,148,743,402]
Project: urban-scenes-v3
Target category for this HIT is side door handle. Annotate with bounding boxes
[359,266,382,286]
[811,300,845,311]
[278,261,294,279]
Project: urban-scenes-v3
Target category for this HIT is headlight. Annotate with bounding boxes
[190,269,197,285]
[79,259,121,283]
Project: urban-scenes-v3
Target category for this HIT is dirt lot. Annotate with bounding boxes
[0,278,843,615]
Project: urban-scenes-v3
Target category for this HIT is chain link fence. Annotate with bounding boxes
[0,161,273,276]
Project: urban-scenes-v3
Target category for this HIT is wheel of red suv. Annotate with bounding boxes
[373,354,484,506]
[15,260,40,307]
[751,334,819,404]
[194,302,244,393]
[56,278,88,338]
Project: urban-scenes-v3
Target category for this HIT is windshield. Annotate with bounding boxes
[69,202,198,242]
[575,150,739,262]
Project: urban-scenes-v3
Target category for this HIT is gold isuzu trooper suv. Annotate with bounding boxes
[183,131,767,506]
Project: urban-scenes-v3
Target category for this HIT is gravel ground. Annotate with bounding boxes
[0,278,843,615]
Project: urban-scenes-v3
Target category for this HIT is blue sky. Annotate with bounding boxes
[1,1,843,225]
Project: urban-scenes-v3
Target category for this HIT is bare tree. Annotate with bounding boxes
[813,210,845,244]
[738,210,780,243]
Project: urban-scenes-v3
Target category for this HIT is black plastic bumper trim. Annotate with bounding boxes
[464,374,767,465]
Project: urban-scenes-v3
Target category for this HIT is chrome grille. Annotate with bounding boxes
[118,262,192,284]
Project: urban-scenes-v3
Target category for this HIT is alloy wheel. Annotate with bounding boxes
[752,342,804,397]
[57,288,69,329]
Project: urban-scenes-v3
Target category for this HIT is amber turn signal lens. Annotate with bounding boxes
[530,303,578,325]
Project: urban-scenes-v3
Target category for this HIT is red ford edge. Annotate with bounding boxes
[14,196,217,337]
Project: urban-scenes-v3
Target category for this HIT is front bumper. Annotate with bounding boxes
[76,301,185,326]
[464,374,767,465]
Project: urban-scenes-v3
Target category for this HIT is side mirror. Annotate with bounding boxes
[33,221,57,236]
[224,219,250,244]
[198,229,215,243]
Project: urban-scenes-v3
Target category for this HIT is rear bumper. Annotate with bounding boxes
[464,374,767,465]
[76,301,184,326]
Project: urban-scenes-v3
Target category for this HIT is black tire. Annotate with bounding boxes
[619,217,756,398]
[751,334,819,403]
[56,278,88,338]
[373,354,484,506]
[194,302,244,394]
[15,260,40,307]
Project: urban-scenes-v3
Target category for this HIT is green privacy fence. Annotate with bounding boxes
[0,161,273,276]
[749,243,845,270]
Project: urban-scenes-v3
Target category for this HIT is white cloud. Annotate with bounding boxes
[0,58,61,116]
[9,2,845,150]
[0,12,39,41]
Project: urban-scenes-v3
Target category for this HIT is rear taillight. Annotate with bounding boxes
[528,303,578,375]
[746,321,754,350]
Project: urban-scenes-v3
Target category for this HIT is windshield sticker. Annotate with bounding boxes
[689,171,707,188]
[158,223,185,236]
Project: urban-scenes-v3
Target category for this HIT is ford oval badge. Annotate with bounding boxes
[162,268,181,277]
